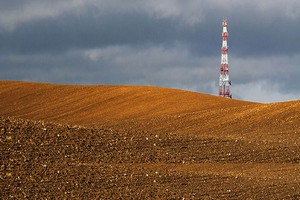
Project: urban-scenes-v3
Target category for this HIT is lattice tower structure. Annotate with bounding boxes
[219,19,232,98]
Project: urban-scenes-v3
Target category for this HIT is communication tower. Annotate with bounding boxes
[219,19,232,98]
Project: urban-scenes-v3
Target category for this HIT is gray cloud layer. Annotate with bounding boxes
[1,0,300,102]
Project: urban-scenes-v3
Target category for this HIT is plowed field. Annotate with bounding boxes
[0,81,299,199]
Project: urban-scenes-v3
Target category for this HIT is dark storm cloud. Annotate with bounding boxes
[1,1,299,57]
[230,16,300,57]
[0,0,300,102]
[0,12,175,54]
[0,7,221,58]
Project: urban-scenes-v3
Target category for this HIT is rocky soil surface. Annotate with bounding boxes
[1,117,299,199]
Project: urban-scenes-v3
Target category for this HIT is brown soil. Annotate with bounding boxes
[0,81,299,199]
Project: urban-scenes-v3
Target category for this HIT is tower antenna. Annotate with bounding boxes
[219,19,232,98]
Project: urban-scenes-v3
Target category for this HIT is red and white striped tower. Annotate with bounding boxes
[219,19,232,98]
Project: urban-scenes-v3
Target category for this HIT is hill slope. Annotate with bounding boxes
[1,81,299,199]
[0,81,252,124]
[0,81,299,143]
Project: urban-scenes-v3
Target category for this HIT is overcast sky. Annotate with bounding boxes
[1,0,300,103]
